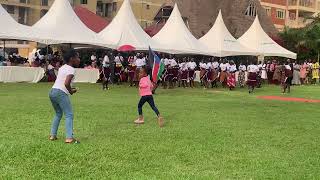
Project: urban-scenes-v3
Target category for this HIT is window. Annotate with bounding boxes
[41,0,48,6]
[276,9,285,19]
[81,0,88,4]
[20,0,27,3]
[146,4,150,10]
[6,5,15,14]
[112,2,117,12]
[245,0,257,17]
[40,9,48,18]
[264,6,271,16]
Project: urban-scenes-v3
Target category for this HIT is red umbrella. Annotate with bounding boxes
[117,45,136,52]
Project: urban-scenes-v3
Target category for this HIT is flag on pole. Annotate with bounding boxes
[149,47,165,83]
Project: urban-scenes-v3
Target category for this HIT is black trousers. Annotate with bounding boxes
[138,95,160,116]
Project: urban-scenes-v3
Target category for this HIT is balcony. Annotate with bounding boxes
[288,0,316,12]
[286,17,313,28]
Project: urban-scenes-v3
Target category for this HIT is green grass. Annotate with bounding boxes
[1,83,320,179]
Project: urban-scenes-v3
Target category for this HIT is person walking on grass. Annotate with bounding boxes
[134,67,164,127]
[49,49,80,144]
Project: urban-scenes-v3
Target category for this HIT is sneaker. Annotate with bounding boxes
[158,116,164,128]
[134,119,144,124]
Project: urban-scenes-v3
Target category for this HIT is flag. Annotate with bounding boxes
[149,47,164,83]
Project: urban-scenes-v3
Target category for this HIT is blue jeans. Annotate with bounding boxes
[49,88,73,139]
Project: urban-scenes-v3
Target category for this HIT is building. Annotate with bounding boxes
[260,0,320,30]
[260,0,287,30]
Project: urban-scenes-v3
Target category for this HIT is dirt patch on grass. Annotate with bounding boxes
[257,96,320,103]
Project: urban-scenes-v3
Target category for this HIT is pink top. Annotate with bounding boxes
[139,76,153,96]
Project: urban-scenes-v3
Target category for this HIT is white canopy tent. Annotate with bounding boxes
[32,0,111,47]
[99,0,156,50]
[0,4,40,41]
[238,16,297,59]
[152,4,212,55]
[200,10,257,57]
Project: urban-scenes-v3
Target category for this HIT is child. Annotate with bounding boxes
[134,67,164,127]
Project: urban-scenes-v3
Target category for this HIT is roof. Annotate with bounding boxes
[0,4,41,42]
[199,10,257,57]
[74,6,109,33]
[32,0,110,47]
[98,0,157,50]
[238,16,297,59]
[151,4,212,55]
[170,0,279,38]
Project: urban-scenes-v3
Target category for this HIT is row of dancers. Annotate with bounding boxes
[100,53,274,93]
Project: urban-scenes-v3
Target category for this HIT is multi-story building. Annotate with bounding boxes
[260,0,320,30]
[260,0,287,30]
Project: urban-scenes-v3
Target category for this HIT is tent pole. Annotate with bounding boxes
[46,44,49,61]
[69,43,72,49]
[3,40,6,58]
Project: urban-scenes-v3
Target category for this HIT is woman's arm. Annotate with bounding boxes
[65,74,76,95]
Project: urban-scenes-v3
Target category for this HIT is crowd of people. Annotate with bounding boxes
[99,52,320,94]
[1,48,320,94]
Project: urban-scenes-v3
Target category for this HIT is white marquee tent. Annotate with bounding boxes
[200,10,257,57]
[152,4,213,55]
[99,0,156,50]
[32,0,110,47]
[238,16,297,59]
[0,4,39,41]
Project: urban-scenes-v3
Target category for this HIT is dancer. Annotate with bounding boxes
[49,49,80,144]
[247,61,259,93]
[227,60,237,90]
[180,60,189,88]
[199,60,207,87]
[281,62,293,93]
[312,60,319,84]
[134,67,164,127]
[292,61,301,85]
[102,53,111,90]
[187,59,197,88]
[219,60,228,88]
[238,62,246,88]
[211,60,220,88]
[300,61,308,85]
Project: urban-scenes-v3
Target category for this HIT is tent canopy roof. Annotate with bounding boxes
[238,16,297,59]
[98,0,154,50]
[151,4,211,55]
[33,0,110,47]
[0,4,39,41]
[74,5,110,33]
[200,10,257,57]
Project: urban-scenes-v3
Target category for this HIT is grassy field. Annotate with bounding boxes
[0,83,320,179]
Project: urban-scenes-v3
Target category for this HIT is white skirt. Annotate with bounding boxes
[261,70,267,79]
